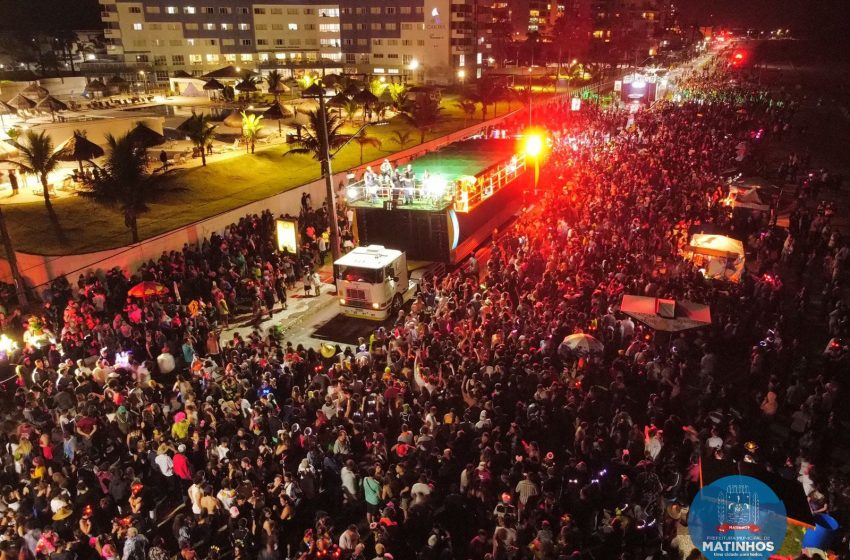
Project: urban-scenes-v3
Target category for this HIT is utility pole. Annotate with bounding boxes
[0,205,28,310]
[316,70,341,263]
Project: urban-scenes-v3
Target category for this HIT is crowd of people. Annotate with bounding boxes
[0,52,847,560]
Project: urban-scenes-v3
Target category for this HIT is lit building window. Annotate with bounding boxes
[288,23,298,30]
[133,23,143,30]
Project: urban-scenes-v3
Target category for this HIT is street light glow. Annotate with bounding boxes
[409,59,419,70]
[457,69,466,79]
[524,133,544,158]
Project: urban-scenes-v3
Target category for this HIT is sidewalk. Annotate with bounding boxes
[220,261,337,341]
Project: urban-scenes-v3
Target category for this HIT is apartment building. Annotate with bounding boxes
[99,0,341,82]
[99,0,488,84]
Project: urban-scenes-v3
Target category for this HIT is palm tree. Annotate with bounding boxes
[467,77,505,121]
[182,112,217,166]
[240,112,264,154]
[0,130,65,241]
[0,205,28,308]
[399,98,445,144]
[387,83,408,107]
[455,99,477,127]
[343,98,360,124]
[78,133,175,243]
[284,107,351,176]
[353,132,382,165]
[390,130,412,150]
[265,70,285,102]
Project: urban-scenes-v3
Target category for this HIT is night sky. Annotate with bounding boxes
[675,0,849,36]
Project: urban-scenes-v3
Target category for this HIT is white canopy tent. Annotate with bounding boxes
[683,233,745,283]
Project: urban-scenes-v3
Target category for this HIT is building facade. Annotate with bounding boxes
[98,0,489,83]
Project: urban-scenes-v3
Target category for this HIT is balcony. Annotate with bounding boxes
[105,29,122,39]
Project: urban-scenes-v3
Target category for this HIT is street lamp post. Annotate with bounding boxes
[457,69,466,86]
[528,66,534,126]
[138,70,148,94]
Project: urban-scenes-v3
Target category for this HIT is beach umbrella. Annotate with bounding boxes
[203,78,225,91]
[263,102,294,134]
[36,96,69,121]
[235,80,258,93]
[37,96,68,112]
[6,94,37,111]
[558,333,604,356]
[268,81,291,95]
[342,82,362,97]
[127,123,165,147]
[22,83,49,99]
[222,111,244,128]
[281,110,311,128]
[0,100,17,130]
[280,110,311,137]
[321,73,342,87]
[353,89,379,105]
[301,83,326,98]
[127,281,168,299]
[378,89,394,105]
[326,92,350,109]
[55,133,104,172]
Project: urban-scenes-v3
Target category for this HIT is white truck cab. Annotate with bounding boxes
[334,245,417,320]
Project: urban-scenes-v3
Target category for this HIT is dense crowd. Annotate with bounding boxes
[0,53,848,560]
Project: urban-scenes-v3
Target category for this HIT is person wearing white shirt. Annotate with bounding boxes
[644,426,662,461]
[157,347,176,375]
[411,474,432,506]
[340,460,359,502]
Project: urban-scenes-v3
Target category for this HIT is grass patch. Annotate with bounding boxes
[3,94,521,256]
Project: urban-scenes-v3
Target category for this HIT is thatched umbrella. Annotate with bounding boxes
[378,89,394,105]
[342,83,361,97]
[301,83,326,98]
[6,94,37,111]
[263,102,293,134]
[37,96,69,121]
[22,83,49,99]
[321,73,342,87]
[222,111,244,129]
[326,92,350,109]
[55,133,105,173]
[353,89,378,105]
[235,80,258,93]
[203,79,224,91]
[269,82,291,95]
[127,123,165,147]
[0,100,17,130]
[173,70,193,78]
[280,110,311,137]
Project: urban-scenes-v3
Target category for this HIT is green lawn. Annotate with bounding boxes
[3,94,522,256]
